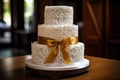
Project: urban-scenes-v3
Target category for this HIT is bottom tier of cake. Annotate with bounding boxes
[31,42,84,66]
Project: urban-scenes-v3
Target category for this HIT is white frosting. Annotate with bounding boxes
[38,24,78,40]
[32,42,84,66]
[31,6,86,66]
[44,6,73,25]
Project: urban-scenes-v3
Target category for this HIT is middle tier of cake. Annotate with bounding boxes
[38,24,78,40]
[32,42,84,66]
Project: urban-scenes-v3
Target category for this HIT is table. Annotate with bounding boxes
[0,55,120,80]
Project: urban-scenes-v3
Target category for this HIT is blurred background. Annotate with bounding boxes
[0,0,120,60]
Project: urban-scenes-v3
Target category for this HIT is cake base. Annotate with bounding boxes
[25,58,90,79]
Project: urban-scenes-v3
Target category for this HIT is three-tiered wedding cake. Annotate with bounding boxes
[27,6,89,70]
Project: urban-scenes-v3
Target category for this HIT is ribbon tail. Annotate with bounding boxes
[44,46,59,64]
[61,46,71,65]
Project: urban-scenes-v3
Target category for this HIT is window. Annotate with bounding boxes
[3,0,11,26]
[24,0,34,31]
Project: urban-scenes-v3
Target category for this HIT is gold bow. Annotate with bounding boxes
[38,36,78,65]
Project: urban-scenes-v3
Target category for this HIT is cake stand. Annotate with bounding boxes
[25,57,90,79]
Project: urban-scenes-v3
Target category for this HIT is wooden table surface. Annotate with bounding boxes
[0,55,120,80]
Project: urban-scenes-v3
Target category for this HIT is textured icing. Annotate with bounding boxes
[38,24,78,40]
[31,6,85,66]
[32,42,84,66]
[44,6,73,25]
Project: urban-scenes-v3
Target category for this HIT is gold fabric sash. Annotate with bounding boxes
[38,36,78,65]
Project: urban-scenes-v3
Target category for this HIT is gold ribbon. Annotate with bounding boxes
[38,36,78,65]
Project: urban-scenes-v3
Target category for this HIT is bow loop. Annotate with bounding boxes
[47,39,59,47]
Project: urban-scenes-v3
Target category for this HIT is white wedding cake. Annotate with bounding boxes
[30,6,89,68]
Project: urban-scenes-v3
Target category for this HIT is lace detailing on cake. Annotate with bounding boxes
[44,6,73,25]
[32,42,84,66]
[38,25,78,40]
[32,45,49,64]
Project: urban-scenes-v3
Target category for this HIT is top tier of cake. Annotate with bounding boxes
[44,6,73,25]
